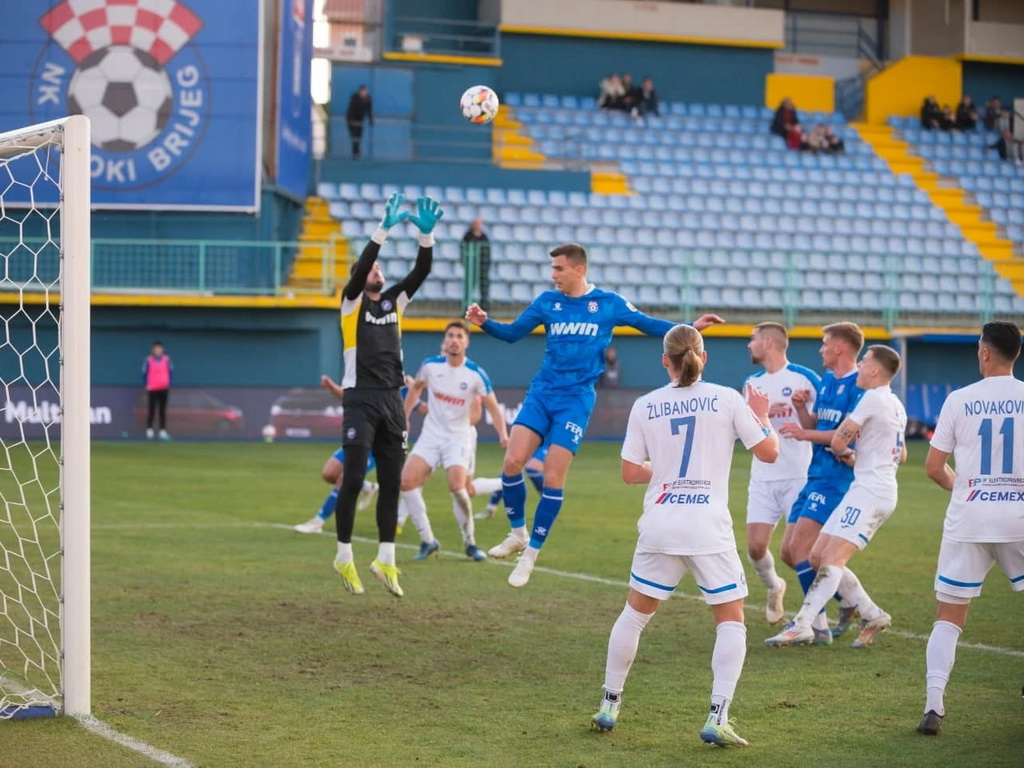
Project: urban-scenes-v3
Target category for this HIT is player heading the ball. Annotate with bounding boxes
[464,242,724,588]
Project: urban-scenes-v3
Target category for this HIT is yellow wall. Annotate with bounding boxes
[864,56,962,125]
[765,73,835,113]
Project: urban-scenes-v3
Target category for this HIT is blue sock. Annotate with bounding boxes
[529,487,564,549]
[525,467,544,493]
[318,488,339,521]
[795,559,816,596]
[502,473,527,529]
[488,489,503,507]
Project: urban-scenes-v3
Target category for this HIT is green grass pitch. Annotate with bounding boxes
[1,440,1022,767]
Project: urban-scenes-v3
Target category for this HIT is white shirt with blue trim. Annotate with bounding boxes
[745,363,821,482]
[415,355,493,440]
[622,380,771,555]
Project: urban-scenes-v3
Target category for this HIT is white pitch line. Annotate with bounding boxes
[74,715,196,768]
[2,679,194,767]
[103,521,1024,659]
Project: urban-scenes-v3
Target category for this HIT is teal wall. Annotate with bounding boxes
[962,61,1024,104]
[6,305,1019,389]
[497,34,772,105]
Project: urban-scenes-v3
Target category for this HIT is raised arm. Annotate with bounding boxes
[466,300,544,343]
[344,193,408,300]
[392,197,444,300]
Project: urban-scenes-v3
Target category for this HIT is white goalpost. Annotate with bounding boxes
[0,115,91,719]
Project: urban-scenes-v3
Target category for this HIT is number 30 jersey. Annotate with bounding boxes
[930,375,1024,543]
[621,380,772,556]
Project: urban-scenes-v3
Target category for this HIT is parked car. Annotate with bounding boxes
[134,390,244,437]
[269,387,343,439]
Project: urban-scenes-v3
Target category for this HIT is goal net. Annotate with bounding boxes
[0,116,91,719]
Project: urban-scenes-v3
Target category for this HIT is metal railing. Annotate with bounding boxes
[390,16,499,58]
[0,238,338,296]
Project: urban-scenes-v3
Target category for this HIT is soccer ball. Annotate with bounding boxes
[67,46,174,153]
[460,85,500,124]
[261,424,277,443]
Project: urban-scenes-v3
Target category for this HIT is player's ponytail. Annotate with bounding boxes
[664,324,705,388]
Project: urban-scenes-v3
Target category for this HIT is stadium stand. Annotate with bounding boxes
[315,96,1024,320]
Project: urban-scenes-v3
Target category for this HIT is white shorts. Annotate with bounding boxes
[746,478,805,526]
[629,548,748,606]
[934,538,1024,600]
[820,484,895,550]
[409,429,473,470]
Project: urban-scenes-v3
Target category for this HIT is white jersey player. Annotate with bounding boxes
[918,321,1024,736]
[743,322,821,623]
[400,321,508,562]
[591,324,778,748]
[766,345,907,649]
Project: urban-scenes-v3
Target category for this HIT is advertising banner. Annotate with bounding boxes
[0,387,638,442]
[276,0,313,199]
[0,0,262,210]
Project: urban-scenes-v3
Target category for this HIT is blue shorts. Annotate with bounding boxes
[533,443,549,463]
[515,390,596,455]
[787,479,850,526]
[331,447,377,473]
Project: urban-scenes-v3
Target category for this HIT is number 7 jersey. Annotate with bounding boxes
[621,381,772,555]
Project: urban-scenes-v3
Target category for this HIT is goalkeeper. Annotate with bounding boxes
[332,193,443,598]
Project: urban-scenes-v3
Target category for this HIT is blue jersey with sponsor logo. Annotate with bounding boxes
[808,369,863,481]
[480,287,674,397]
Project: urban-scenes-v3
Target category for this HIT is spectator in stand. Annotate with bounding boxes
[983,96,1011,133]
[640,77,660,118]
[346,85,373,159]
[820,125,845,153]
[461,218,492,311]
[620,73,643,116]
[142,341,173,441]
[939,104,957,131]
[990,129,1024,165]
[771,98,799,139]
[597,346,621,388]
[921,96,942,130]
[786,122,806,151]
[955,96,979,131]
[598,74,626,110]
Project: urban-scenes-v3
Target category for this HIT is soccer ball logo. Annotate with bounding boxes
[67,46,174,153]
[460,85,500,124]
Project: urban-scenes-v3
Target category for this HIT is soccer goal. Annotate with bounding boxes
[0,116,91,719]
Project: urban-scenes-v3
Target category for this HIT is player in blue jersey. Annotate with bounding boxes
[465,242,724,587]
[769,322,865,644]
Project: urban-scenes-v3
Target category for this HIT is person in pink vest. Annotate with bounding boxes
[142,341,173,440]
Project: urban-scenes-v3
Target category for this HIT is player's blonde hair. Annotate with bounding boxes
[664,324,704,388]
[823,321,865,355]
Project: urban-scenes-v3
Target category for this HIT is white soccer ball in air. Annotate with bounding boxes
[67,45,174,153]
[460,85,500,124]
[261,424,277,443]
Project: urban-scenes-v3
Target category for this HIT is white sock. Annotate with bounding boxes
[748,551,782,590]
[811,611,830,632]
[603,603,654,694]
[710,621,747,722]
[377,541,396,566]
[521,545,540,564]
[511,525,528,541]
[361,480,376,492]
[838,567,883,620]
[401,488,434,544]
[451,488,475,545]
[397,495,410,528]
[925,620,962,716]
[795,565,843,628]
[336,542,353,563]
[472,477,502,494]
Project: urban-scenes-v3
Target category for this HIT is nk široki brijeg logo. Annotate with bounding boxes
[31,0,210,191]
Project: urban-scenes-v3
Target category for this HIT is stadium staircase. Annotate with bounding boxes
[284,196,349,294]
[492,107,545,169]
[855,122,1024,295]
